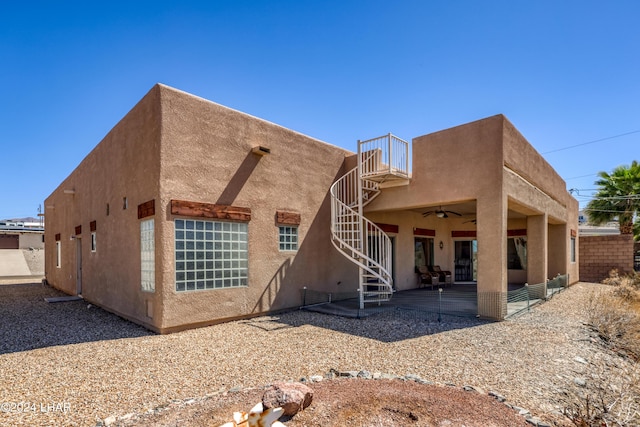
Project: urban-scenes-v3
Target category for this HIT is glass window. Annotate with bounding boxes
[175,219,248,291]
[141,219,155,292]
[91,232,97,252]
[570,237,576,263]
[56,241,61,268]
[414,237,433,268]
[278,226,298,251]
[507,237,527,270]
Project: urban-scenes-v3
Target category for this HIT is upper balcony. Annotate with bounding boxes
[358,133,410,187]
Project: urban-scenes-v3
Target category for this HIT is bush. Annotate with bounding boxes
[563,274,640,425]
[562,361,640,427]
[602,269,623,287]
[629,271,640,289]
[586,288,640,361]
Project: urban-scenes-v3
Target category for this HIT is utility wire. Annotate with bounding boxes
[582,208,637,214]
[574,195,640,200]
[542,129,640,154]
[565,173,598,180]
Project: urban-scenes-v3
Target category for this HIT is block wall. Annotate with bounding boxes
[579,234,634,282]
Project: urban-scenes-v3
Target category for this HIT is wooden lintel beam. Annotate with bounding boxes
[171,200,251,222]
[276,211,301,225]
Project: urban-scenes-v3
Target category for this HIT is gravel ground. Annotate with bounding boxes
[0,281,634,426]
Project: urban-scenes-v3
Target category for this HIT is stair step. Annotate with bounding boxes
[362,291,392,296]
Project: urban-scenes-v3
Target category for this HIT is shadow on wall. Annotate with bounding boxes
[250,185,357,315]
[216,152,261,206]
[0,283,153,355]
[252,257,290,314]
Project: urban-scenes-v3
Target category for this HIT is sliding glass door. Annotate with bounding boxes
[455,240,477,282]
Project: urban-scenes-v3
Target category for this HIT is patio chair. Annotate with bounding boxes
[416,266,439,289]
[429,265,452,287]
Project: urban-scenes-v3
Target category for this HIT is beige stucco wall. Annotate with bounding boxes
[45,85,580,328]
[45,84,358,332]
[364,114,579,318]
[366,116,508,301]
[155,85,357,331]
[502,116,579,284]
[45,85,162,329]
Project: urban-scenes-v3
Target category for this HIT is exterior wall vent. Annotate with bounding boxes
[251,146,271,156]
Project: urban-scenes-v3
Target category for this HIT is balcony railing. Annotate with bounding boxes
[358,133,409,180]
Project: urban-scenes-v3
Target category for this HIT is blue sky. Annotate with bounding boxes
[1,0,638,219]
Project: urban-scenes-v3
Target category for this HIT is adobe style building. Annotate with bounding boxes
[44,84,579,333]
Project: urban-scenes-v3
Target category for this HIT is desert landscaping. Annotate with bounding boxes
[1,280,638,426]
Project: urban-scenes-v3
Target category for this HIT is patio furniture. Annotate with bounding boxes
[429,265,452,287]
[416,266,439,289]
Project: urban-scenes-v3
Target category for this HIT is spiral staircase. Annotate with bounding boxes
[330,134,410,309]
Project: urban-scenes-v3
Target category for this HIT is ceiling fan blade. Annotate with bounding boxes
[444,210,462,216]
[422,211,434,217]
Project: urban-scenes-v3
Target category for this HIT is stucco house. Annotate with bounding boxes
[44,84,579,333]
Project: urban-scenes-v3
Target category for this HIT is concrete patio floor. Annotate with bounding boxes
[304,283,552,320]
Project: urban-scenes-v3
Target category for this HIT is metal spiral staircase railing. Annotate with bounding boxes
[330,134,410,309]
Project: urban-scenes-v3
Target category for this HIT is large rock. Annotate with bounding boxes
[262,382,313,417]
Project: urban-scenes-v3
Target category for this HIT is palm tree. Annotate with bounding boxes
[585,160,640,235]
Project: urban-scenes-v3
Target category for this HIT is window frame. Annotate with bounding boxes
[174,218,249,292]
[570,236,576,263]
[140,219,155,292]
[56,241,61,268]
[91,232,97,253]
[278,225,298,252]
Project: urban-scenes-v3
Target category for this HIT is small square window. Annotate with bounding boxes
[278,226,298,251]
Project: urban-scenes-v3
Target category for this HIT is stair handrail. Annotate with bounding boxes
[330,153,393,289]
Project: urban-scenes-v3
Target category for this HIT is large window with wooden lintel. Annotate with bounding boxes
[174,219,248,291]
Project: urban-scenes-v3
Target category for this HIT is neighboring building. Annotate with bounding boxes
[0,220,44,250]
[45,84,579,333]
[578,210,619,236]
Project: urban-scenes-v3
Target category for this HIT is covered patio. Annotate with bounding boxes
[301,274,569,320]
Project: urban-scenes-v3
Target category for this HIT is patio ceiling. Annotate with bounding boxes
[411,201,527,220]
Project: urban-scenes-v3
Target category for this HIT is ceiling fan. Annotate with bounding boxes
[422,206,462,219]
[463,218,477,224]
